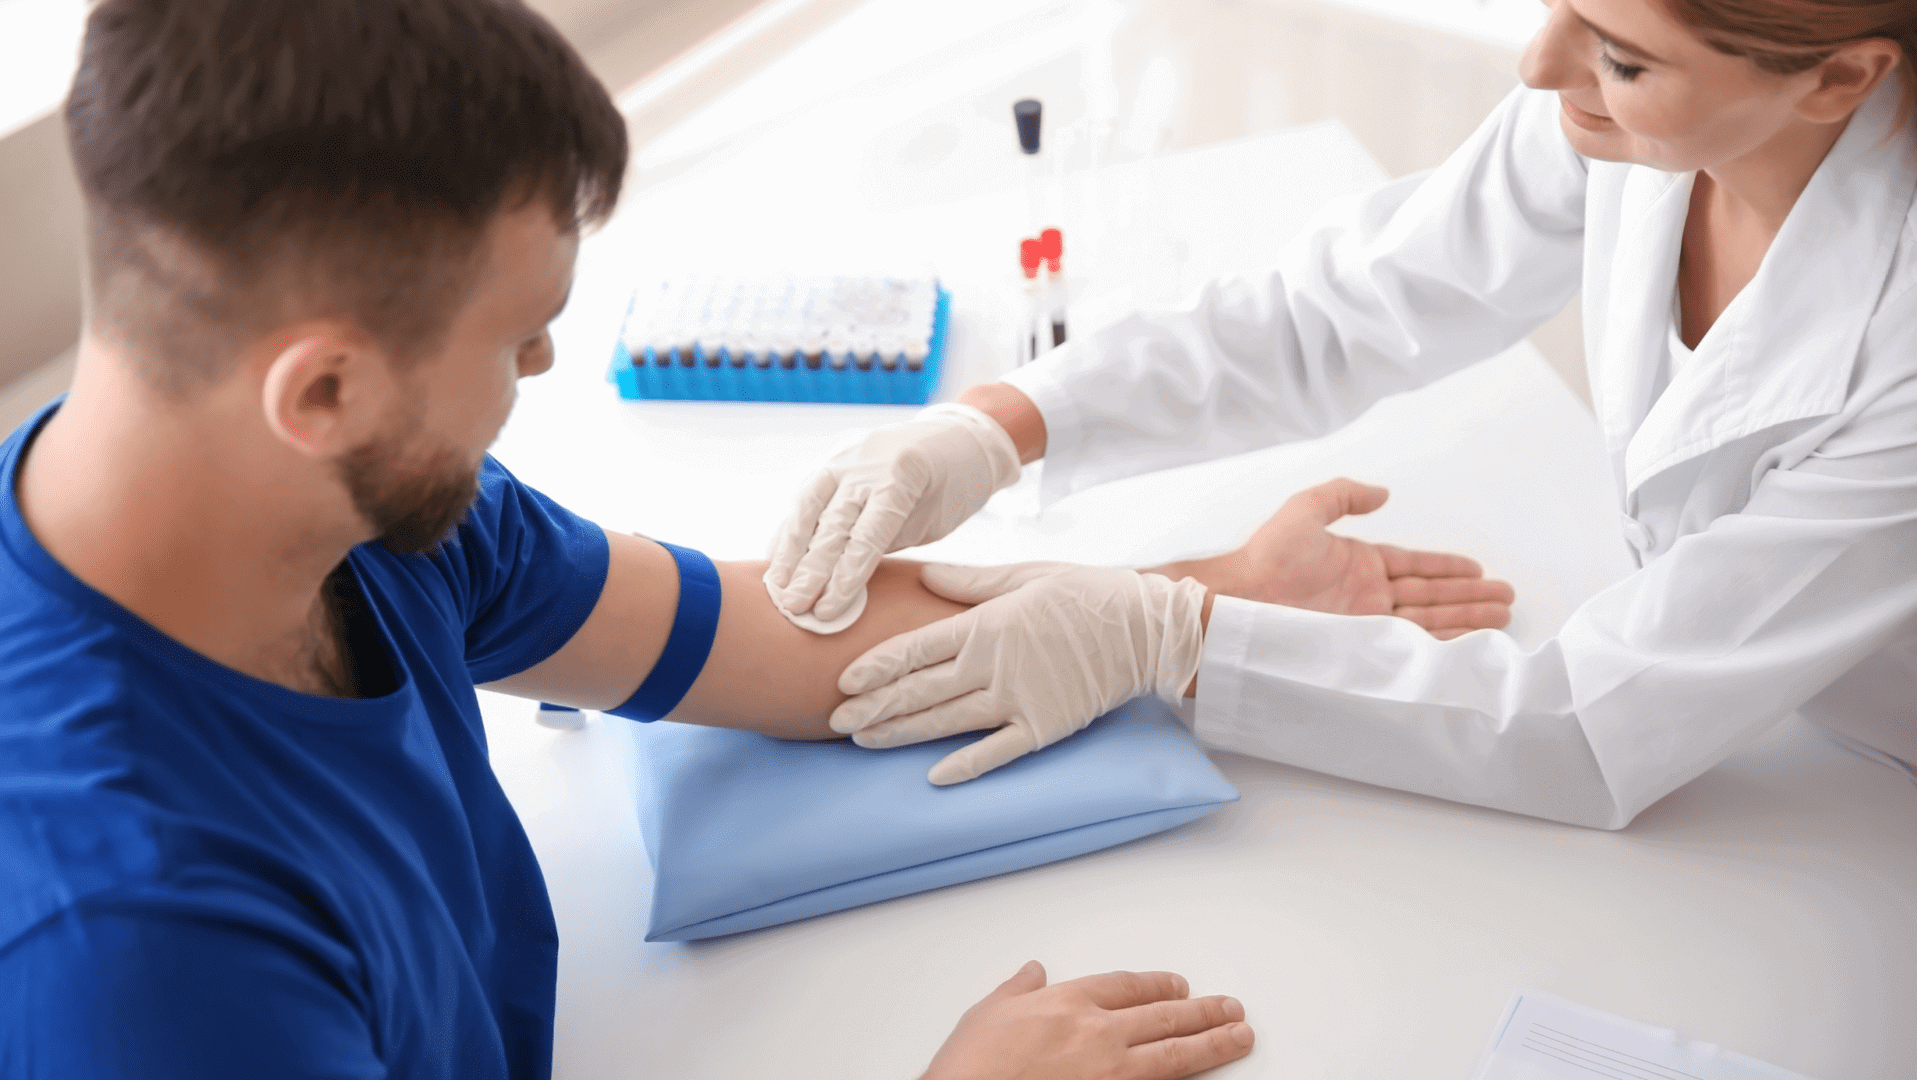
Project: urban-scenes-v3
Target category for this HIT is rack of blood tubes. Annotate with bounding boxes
[609,274,950,404]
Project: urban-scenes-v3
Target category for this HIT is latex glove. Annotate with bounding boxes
[766,404,1021,622]
[831,562,1209,786]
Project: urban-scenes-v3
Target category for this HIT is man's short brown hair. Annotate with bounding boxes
[66,0,628,392]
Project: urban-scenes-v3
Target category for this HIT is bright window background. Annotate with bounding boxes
[0,0,1546,144]
[0,0,86,138]
[1334,0,1545,49]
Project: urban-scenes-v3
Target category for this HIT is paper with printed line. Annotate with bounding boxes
[1473,989,1817,1080]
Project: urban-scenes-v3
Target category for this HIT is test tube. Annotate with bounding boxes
[803,326,827,370]
[1040,228,1068,348]
[672,321,695,367]
[1014,99,1044,238]
[774,321,798,369]
[726,323,750,368]
[1018,238,1042,366]
[825,326,851,370]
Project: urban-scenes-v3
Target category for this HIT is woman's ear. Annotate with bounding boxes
[1798,39,1903,124]
[259,324,391,458]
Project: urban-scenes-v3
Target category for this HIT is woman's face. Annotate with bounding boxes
[1520,0,1821,172]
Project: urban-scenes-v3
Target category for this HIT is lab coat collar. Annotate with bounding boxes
[1599,77,1917,504]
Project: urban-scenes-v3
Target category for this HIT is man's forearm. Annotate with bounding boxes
[1148,555,1245,611]
[482,533,970,740]
[668,558,969,740]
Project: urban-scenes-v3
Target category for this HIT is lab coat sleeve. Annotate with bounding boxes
[1194,357,1917,830]
[1002,86,1588,507]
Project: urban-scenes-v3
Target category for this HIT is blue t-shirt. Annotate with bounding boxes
[0,405,614,1079]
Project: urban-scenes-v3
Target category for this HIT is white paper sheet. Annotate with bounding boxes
[1473,990,1818,1080]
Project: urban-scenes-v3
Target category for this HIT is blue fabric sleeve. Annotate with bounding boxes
[605,542,721,723]
[440,457,610,685]
[0,907,385,1079]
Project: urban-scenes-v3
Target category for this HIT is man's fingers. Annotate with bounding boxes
[1072,970,1190,1011]
[853,686,1001,748]
[1114,995,1246,1047]
[987,960,1047,1001]
[928,725,1038,786]
[837,610,973,698]
[1393,601,1513,633]
[1287,477,1389,527]
[1128,1022,1257,1080]
[1388,575,1515,608]
[765,471,840,589]
[1379,544,1484,580]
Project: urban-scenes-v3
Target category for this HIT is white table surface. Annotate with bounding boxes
[477,26,1917,1078]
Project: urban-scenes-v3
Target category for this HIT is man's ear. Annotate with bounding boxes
[1798,39,1903,124]
[259,325,391,458]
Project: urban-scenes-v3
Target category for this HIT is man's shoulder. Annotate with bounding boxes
[0,708,339,969]
[350,455,609,675]
[0,570,145,744]
[0,600,155,935]
[0,575,227,947]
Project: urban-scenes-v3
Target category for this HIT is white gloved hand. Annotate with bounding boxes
[830,562,1209,786]
[766,404,1022,622]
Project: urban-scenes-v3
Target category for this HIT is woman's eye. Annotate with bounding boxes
[1600,50,1645,82]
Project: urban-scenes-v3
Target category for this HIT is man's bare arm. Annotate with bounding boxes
[481,530,966,740]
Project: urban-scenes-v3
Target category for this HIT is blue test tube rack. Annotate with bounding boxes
[608,287,951,406]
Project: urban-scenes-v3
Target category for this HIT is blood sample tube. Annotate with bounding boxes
[1039,228,1068,348]
[1018,237,1042,366]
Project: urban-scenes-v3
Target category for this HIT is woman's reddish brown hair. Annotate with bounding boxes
[1661,0,1917,116]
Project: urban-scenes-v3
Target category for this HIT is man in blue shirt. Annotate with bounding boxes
[0,1,1260,1077]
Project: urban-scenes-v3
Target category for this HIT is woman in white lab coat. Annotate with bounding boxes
[767,0,1917,828]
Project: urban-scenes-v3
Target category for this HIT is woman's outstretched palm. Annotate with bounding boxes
[1168,479,1514,641]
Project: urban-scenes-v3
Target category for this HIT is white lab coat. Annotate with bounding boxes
[1000,78,1917,829]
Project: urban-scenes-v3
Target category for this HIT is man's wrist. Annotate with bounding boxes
[957,382,1047,463]
[1151,551,1251,603]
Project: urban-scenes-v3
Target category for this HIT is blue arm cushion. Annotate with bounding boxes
[633,697,1239,942]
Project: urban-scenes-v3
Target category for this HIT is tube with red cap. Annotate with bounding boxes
[1039,227,1067,349]
[1018,237,1043,366]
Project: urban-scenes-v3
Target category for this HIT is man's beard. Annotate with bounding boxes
[338,434,482,557]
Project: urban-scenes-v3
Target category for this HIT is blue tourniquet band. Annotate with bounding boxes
[607,541,722,723]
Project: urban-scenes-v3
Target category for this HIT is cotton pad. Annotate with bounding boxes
[765,575,868,635]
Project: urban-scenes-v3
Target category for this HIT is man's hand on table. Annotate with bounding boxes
[1155,477,1514,641]
[922,962,1254,1080]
